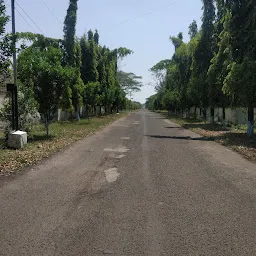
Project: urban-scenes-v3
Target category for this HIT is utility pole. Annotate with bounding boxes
[11,0,19,131]
[129,90,132,111]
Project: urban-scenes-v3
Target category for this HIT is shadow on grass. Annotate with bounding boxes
[183,123,227,132]
[28,134,55,142]
[164,126,183,129]
[213,132,256,149]
[152,116,167,120]
[0,137,5,149]
[146,135,212,141]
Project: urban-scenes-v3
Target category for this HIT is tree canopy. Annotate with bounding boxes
[146,0,256,136]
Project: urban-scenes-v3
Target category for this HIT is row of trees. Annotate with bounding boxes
[0,0,142,135]
[146,0,256,136]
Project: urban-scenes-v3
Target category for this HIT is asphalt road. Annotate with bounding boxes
[1,110,256,256]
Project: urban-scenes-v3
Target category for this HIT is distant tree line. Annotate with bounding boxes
[146,0,256,136]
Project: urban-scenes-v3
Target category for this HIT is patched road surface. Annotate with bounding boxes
[1,110,256,255]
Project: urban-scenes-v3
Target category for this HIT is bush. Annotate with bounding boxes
[0,82,39,137]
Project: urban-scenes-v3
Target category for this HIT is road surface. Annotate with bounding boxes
[1,110,256,255]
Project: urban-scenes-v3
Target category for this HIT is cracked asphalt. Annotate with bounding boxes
[1,110,256,255]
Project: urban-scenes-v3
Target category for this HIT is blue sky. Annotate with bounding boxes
[5,0,203,103]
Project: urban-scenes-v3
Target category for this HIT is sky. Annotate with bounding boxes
[5,0,203,103]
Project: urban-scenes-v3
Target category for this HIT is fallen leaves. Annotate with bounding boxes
[168,115,256,163]
[0,113,127,176]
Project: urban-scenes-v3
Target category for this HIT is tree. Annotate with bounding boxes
[0,0,11,80]
[150,59,172,90]
[80,31,98,84]
[117,47,133,60]
[83,82,100,117]
[63,0,78,67]
[63,0,84,120]
[118,71,143,93]
[170,33,183,50]
[94,30,99,45]
[190,0,215,122]
[208,7,231,128]
[188,20,198,39]
[0,81,39,136]
[88,29,94,41]
[18,46,67,136]
[222,0,256,136]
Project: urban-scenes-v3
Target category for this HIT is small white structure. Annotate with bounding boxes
[8,130,27,149]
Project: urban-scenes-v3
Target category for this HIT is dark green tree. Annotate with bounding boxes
[63,0,78,67]
[94,30,99,45]
[188,20,198,39]
[18,46,68,136]
[0,0,12,81]
[190,0,215,122]
[222,0,256,136]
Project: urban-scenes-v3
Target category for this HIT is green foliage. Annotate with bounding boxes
[117,47,133,60]
[0,0,11,80]
[223,59,256,107]
[80,33,98,84]
[94,30,99,45]
[0,82,39,135]
[11,0,138,137]
[63,0,78,67]
[188,20,198,39]
[17,46,67,135]
[169,33,183,50]
[83,82,100,115]
[147,0,256,137]
[118,71,143,93]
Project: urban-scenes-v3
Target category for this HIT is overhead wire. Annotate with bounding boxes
[105,1,177,31]
[5,2,37,33]
[39,0,62,24]
[16,1,44,34]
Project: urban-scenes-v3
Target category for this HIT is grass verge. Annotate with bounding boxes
[161,111,256,163]
[0,113,127,176]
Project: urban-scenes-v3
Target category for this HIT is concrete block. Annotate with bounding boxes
[8,130,27,149]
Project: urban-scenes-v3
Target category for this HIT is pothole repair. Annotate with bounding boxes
[104,168,120,183]
[120,137,130,140]
[104,147,129,153]
[115,154,125,159]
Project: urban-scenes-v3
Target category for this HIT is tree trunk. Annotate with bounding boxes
[86,105,89,120]
[194,106,197,119]
[186,108,190,119]
[203,109,207,123]
[247,107,254,137]
[210,108,214,124]
[76,110,80,121]
[222,107,226,129]
[45,114,49,137]
[199,108,203,120]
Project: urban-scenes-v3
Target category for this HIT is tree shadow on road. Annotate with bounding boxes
[146,135,212,141]
[163,126,183,129]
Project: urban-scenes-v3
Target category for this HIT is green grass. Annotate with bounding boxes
[0,113,128,175]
